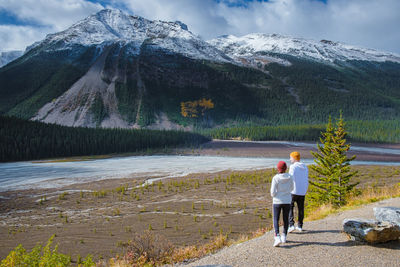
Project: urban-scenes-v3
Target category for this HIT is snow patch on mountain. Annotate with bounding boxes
[209,33,400,64]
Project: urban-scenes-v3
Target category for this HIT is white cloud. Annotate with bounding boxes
[0,0,104,51]
[0,25,49,52]
[0,0,104,30]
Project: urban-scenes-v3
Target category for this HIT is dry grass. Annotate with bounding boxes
[108,234,228,267]
[305,183,400,221]
[108,226,273,267]
[170,233,228,263]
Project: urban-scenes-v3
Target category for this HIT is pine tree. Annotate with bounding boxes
[309,112,359,207]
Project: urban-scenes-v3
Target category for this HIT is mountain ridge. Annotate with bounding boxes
[20,9,400,67]
[1,9,399,129]
[209,33,400,65]
[25,9,231,64]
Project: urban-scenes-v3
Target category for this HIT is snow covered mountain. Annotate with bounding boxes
[0,50,23,67]
[28,9,231,63]
[209,33,400,65]
[1,9,400,130]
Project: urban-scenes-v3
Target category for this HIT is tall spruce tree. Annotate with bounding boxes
[309,113,359,207]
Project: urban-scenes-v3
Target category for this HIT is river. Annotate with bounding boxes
[1,151,400,192]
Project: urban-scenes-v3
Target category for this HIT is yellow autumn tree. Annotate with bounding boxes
[198,98,214,115]
[181,98,214,118]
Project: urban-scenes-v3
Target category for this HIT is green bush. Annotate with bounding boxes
[0,235,95,267]
[0,235,70,267]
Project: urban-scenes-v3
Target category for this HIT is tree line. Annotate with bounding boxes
[199,124,324,142]
[0,116,210,162]
[199,119,400,143]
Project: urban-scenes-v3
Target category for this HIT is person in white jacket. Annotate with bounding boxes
[270,161,294,247]
[288,151,309,233]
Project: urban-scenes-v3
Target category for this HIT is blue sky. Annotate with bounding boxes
[0,0,399,54]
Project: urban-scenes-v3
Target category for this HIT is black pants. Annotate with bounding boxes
[289,194,305,228]
[273,204,290,236]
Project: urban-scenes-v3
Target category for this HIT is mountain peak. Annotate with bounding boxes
[174,21,188,31]
[320,39,338,46]
[38,8,195,47]
[27,9,230,63]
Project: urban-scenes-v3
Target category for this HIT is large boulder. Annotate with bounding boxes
[343,219,400,243]
[374,207,400,226]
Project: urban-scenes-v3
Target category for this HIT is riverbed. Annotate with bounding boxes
[1,140,400,192]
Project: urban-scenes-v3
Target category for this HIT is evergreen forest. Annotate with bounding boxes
[199,119,400,143]
[0,116,209,162]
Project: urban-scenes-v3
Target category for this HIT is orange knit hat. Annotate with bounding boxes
[290,151,300,161]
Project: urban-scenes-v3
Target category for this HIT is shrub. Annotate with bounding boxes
[78,254,95,267]
[0,235,96,267]
[124,230,174,266]
[58,192,69,201]
[0,235,70,267]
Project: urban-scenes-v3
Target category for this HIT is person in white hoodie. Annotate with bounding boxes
[288,151,309,233]
[270,161,294,247]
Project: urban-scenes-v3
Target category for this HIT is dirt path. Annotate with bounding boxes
[181,198,400,267]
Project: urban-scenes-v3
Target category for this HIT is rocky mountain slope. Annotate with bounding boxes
[1,9,399,129]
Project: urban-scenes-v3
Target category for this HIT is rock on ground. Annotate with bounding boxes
[374,207,400,226]
[343,219,400,243]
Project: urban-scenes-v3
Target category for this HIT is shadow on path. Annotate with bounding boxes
[284,229,400,250]
[289,229,341,235]
[281,239,400,250]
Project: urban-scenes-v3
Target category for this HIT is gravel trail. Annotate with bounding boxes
[180,198,400,267]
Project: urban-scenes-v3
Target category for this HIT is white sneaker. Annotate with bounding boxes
[296,226,303,232]
[288,226,295,233]
[273,235,281,247]
[281,234,287,243]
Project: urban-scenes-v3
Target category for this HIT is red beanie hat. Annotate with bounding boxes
[277,161,287,173]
